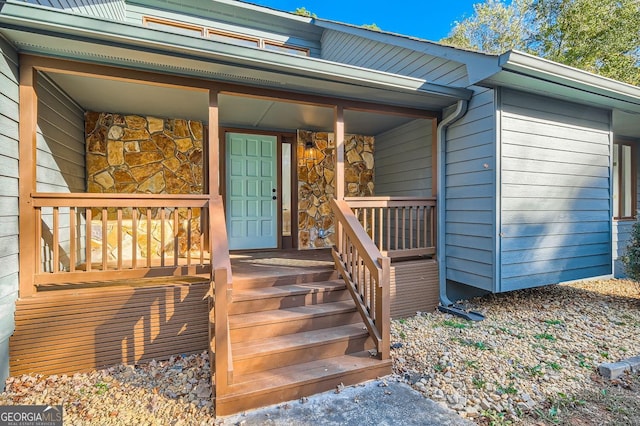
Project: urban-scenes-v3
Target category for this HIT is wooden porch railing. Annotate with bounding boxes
[331,199,390,360]
[345,197,436,260]
[32,193,212,285]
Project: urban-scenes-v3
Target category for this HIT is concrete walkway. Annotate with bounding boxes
[217,378,474,426]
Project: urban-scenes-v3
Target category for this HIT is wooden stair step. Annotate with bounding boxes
[230,280,349,314]
[232,270,339,290]
[216,351,392,416]
[232,323,372,375]
[229,301,360,342]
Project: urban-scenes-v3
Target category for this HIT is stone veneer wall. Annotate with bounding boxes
[85,112,204,257]
[297,130,374,249]
[85,112,203,194]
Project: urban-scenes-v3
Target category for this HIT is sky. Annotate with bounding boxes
[246,0,483,42]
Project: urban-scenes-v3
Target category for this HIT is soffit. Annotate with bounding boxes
[46,72,416,135]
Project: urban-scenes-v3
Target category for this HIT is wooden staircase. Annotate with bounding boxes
[214,269,392,416]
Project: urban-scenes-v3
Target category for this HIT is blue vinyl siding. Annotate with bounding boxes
[36,73,86,273]
[0,35,19,387]
[445,87,496,291]
[499,89,612,292]
[321,30,469,86]
[14,0,126,20]
[36,74,86,193]
[375,119,434,196]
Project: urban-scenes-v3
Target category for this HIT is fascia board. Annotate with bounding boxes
[499,50,640,108]
[0,1,472,100]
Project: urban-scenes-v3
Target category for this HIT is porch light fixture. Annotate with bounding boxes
[304,140,317,162]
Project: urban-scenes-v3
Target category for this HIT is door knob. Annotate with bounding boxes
[272,196,277,200]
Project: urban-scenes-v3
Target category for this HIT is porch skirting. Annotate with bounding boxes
[390,259,439,318]
[10,277,209,376]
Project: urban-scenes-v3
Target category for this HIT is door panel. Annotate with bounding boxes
[226,133,278,249]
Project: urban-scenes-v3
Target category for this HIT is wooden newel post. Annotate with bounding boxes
[376,256,391,360]
[214,266,229,393]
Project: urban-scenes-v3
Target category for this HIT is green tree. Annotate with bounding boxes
[530,0,640,85]
[292,7,316,18]
[441,0,533,54]
[362,23,382,31]
[442,0,640,85]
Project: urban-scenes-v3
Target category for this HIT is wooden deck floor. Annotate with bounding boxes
[230,249,334,281]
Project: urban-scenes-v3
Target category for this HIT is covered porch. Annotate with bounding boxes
[13,53,449,414]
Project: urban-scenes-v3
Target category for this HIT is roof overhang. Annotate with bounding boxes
[0,0,472,110]
[484,50,640,139]
[491,51,640,114]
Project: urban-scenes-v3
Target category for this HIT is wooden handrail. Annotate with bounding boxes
[331,198,390,359]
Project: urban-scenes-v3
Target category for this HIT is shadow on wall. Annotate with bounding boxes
[94,282,209,369]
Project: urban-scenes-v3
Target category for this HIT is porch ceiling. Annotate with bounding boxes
[47,72,417,135]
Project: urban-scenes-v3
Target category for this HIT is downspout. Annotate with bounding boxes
[436,99,483,321]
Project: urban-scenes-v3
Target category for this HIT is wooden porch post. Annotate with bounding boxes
[334,105,345,200]
[208,89,220,196]
[18,61,37,298]
[431,118,438,198]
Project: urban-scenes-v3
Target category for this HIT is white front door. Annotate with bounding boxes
[226,133,278,250]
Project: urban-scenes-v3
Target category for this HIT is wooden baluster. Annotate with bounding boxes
[52,207,59,273]
[132,208,138,269]
[35,208,42,274]
[187,208,192,266]
[69,207,76,273]
[370,208,375,242]
[85,208,92,272]
[409,206,414,250]
[386,207,391,253]
[378,207,384,253]
[416,206,421,250]
[402,207,406,250]
[117,208,123,270]
[160,207,166,267]
[102,208,108,271]
[394,207,399,251]
[173,208,179,267]
[146,208,152,268]
[429,205,434,249]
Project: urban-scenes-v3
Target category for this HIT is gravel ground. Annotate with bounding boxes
[0,353,215,425]
[391,279,640,424]
[1,279,639,425]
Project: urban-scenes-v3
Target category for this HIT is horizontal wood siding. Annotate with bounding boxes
[613,145,640,277]
[321,30,469,86]
[0,35,20,385]
[390,259,439,318]
[10,280,209,375]
[14,0,126,20]
[445,87,496,291]
[500,89,612,292]
[374,119,433,196]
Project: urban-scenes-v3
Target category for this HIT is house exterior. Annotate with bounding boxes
[1,0,639,415]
